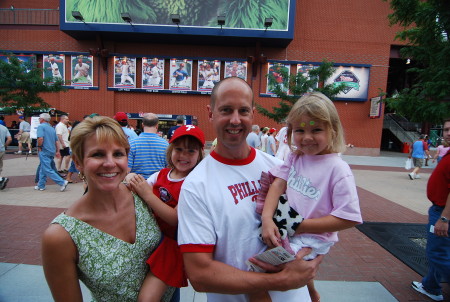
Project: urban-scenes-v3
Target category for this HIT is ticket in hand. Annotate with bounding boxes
[246,246,295,272]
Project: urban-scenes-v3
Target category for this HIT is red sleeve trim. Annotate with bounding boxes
[180,244,215,253]
[210,147,256,166]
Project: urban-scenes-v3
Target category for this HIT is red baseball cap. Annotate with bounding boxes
[169,125,205,147]
[114,112,128,122]
[269,128,276,133]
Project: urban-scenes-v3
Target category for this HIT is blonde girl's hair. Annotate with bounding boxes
[286,92,346,155]
[166,135,205,170]
[70,116,130,164]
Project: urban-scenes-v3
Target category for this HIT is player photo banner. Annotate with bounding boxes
[170,59,192,91]
[267,62,290,95]
[43,54,65,84]
[197,60,220,92]
[142,57,164,90]
[297,63,319,89]
[114,57,136,89]
[325,65,370,101]
[0,54,36,73]
[224,61,247,81]
[71,55,93,87]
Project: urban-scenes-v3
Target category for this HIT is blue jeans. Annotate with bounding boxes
[421,205,450,295]
[37,152,65,189]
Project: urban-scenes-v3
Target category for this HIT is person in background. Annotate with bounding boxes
[0,123,12,190]
[177,77,321,301]
[408,134,430,180]
[15,116,32,155]
[128,113,169,179]
[10,120,19,129]
[246,125,261,149]
[260,127,269,153]
[35,113,69,192]
[168,116,184,140]
[275,123,290,161]
[266,128,277,156]
[412,117,450,302]
[114,112,138,142]
[55,115,71,173]
[42,116,169,302]
[0,115,6,127]
[433,140,450,164]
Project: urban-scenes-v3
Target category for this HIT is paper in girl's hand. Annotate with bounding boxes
[246,246,295,272]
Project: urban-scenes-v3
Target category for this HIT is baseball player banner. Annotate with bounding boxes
[0,54,36,73]
[114,57,136,89]
[297,63,318,89]
[43,54,65,84]
[169,59,192,91]
[197,60,220,92]
[267,62,290,95]
[71,55,93,87]
[325,65,370,101]
[142,57,164,90]
[224,61,247,81]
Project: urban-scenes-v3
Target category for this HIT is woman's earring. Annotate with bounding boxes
[78,172,86,182]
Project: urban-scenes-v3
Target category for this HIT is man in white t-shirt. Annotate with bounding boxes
[55,115,70,173]
[275,125,290,161]
[178,77,321,302]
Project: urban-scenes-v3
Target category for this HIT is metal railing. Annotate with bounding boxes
[383,114,420,144]
[0,8,59,25]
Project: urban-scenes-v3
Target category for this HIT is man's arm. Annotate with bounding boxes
[183,249,321,294]
[434,192,450,237]
[5,134,12,147]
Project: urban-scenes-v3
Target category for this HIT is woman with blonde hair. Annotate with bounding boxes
[42,116,170,301]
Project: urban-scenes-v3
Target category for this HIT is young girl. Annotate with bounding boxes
[253,92,363,302]
[127,125,205,302]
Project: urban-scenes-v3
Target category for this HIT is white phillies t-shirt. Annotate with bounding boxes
[178,148,311,302]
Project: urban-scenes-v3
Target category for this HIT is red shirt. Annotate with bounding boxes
[427,150,450,207]
[152,168,183,238]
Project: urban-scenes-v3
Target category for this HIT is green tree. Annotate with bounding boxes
[384,0,450,124]
[256,60,348,123]
[0,54,66,116]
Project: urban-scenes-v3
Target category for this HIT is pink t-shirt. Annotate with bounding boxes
[270,152,362,243]
[436,145,450,157]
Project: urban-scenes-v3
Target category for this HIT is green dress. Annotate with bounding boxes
[52,194,171,302]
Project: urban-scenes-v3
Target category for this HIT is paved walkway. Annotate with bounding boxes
[0,149,448,301]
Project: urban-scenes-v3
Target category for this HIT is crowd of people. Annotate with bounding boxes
[0,77,448,302]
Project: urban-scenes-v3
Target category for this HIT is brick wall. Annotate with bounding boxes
[0,0,405,155]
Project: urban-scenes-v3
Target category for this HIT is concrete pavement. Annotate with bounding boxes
[0,149,444,301]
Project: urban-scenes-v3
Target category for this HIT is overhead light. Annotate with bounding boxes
[72,11,84,22]
[171,14,180,28]
[406,58,411,64]
[217,16,225,29]
[264,17,273,30]
[121,13,132,24]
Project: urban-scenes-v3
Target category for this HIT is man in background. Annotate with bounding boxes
[114,112,138,142]
[0,123,12,190]
[167,115,184,140]
[246,124,261,149]
[15,116,32,155]
[128,113,169,179]
[35,113,68,192]
[55,115,70,173]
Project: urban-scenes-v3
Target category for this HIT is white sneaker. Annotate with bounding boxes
[412,281,443,301]
[414,174,421,179]
[60,180,69,192]
[14,151,22,154]
[34,186,45,191]
[408,173,415,180]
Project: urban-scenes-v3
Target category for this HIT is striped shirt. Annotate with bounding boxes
[128,132,169,179]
